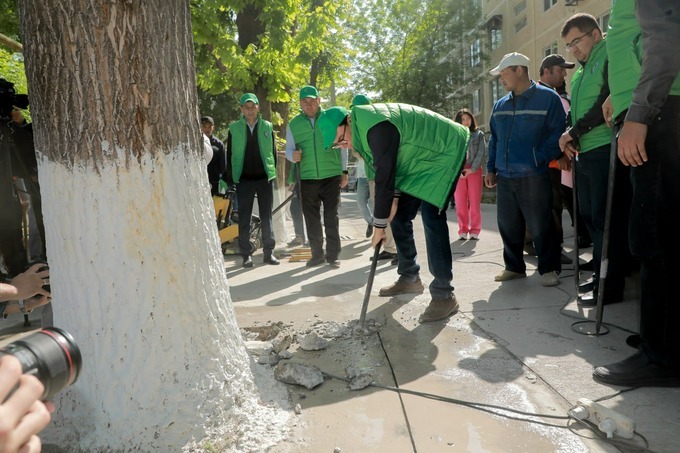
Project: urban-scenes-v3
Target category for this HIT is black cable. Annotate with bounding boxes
[375,331,418,453]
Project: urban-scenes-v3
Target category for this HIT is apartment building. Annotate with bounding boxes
[470,0,611,131]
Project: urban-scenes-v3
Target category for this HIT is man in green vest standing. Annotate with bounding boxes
[226,93,279,268]
[592,0,680,387]
[319,104,469,323]
[559,13,631,306]
[285,86,348,267]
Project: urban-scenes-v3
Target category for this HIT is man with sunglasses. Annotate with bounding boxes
[319,104,469,323]
[559,13,631,307]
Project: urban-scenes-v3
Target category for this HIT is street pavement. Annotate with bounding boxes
[3,192,678,452]
[229,192,679,453]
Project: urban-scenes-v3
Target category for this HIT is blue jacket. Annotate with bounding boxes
[487,81,565,178]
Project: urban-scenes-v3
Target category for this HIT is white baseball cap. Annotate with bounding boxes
[489,52,530,76]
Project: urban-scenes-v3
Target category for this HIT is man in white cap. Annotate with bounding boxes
[484,52,566,287]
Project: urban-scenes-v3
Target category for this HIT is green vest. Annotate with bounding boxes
[607,0,680,119]
[288,109,342,180]
[228,117,276,183]
[351,103,469,209]
[570,39,611,153]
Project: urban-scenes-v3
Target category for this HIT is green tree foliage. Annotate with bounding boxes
[191,0,352,128]
[0,0,26,92]
[348,0,484,118]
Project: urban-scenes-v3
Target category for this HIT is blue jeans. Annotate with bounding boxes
[356,177,372,224]
[390,192,453,299]
[236,178,276,256]
[496,173,561,275]
[629,96,680,366]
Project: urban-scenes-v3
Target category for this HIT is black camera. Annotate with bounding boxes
[0,327,82,400]
[0,78,29,119]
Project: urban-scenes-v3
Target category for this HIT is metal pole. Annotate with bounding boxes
[360,243,382,326]
[595,129,619,335]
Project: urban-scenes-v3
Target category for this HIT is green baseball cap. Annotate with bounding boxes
[240,93,259,105]
[299,85,319,99]
[350,94,371,107]
[318,106,349,149]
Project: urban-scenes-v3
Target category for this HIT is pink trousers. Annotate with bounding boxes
[454,167,483,236]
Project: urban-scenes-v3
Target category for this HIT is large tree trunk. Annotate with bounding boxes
[18,1,286,450]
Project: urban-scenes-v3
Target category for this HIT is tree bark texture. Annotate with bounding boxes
[18,1,287,450]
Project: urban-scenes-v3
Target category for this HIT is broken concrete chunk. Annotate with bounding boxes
[274,362,324,389]
[298,332,329,351]
[348,373,374,390]
[294,403,302,415]
[244,340,274,356]
[278,350,293,360]
[271,333,293,353]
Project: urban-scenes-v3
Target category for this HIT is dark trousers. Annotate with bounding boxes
[497,172,561,275]
[629,96,680,366]
[300,176,341,261]
[236,178,275,257]
[575,144,631,298]
[549,168,564,243]
[390,193,454,299]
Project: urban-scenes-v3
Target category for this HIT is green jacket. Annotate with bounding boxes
[228,117,276,183]
[607,0,680,119]
[351,103,469,209]
[570,39,611,153]
[289,109,343,180]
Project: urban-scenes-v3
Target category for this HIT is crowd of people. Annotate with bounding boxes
[205,2,679,388]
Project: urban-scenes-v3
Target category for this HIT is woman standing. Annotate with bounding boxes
[453,109,486,240]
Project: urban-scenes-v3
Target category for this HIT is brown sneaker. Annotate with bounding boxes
[494,270,526,282]
[379,278,425,297]
[419,297,460,323]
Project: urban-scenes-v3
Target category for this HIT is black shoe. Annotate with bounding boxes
[626,334,642,349]
[578,290,623,307]
[327,259,340,268]
[593,350,680,387]
[264,254,280,265]
[371,251,397,261]
[578,237,592,248]
[306,256,325,267]
[243,256,253,268]
[580,260,595,271]
[578,281,594,293]
[365,224,373,238]
[390,258,398,266]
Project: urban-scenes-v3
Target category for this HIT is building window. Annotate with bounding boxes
[490,27,503,50]
[543,0,557,11]
[543,42,558,57]
[472,89,482,114]
[489,78,504,105]
[598,13,610,32]
[514,1,526,16]
[470,39,481,67]
[514,16,527,33]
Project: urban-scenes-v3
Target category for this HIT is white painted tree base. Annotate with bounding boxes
[38,150,289,451]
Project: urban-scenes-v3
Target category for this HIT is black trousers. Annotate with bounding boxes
[575,144,631,298]
[629,96,680,366]
[300,176,341,261]
[236,178,276,257]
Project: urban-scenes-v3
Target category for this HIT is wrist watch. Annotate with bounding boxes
[18,300,30,315]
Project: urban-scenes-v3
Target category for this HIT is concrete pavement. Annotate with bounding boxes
[229,193,679,452]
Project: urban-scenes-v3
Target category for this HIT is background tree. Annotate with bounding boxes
[18,1,286,450]
[348,0,483,117]
[191,0,352,131]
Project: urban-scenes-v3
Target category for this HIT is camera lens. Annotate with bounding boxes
[0,327,82,400]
